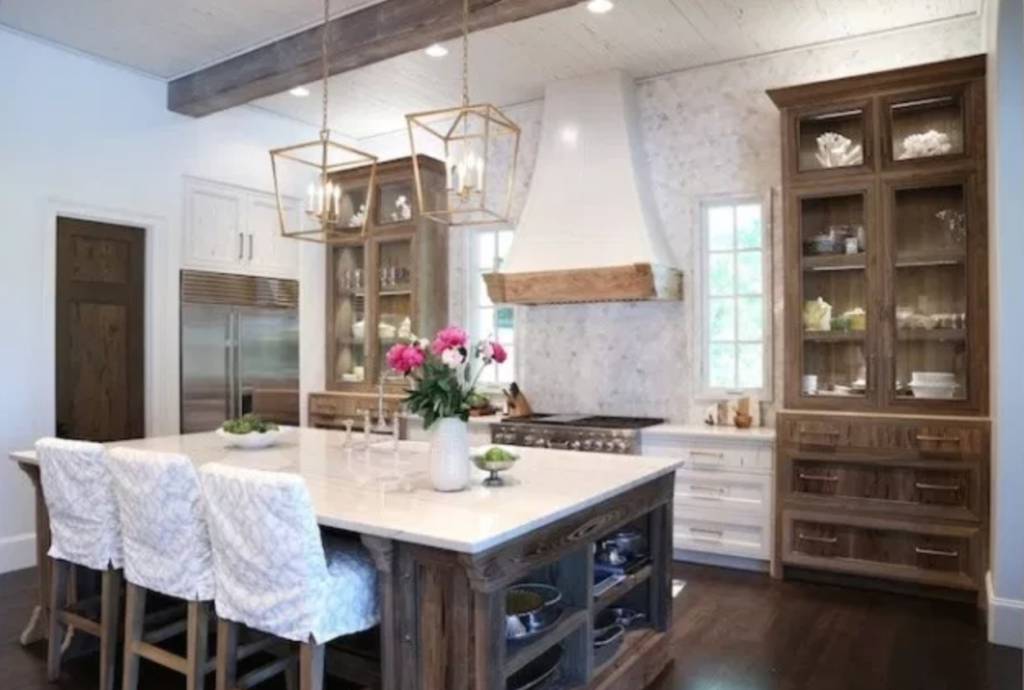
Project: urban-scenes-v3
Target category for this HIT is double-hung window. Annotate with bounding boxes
[698,196,771,398]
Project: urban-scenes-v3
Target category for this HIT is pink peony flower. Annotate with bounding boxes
[431,325,468,355]
[479,340,508,364]
[386,343,425,373]
[490,341,508,364]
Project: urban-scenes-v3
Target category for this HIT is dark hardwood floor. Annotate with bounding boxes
[1,564,1019,690]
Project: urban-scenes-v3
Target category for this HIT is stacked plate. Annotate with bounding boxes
[909,372,958,399]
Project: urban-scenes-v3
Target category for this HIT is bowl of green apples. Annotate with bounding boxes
[216,414,284,449]
[471,446,520,487]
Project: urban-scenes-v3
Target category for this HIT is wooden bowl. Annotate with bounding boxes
[734,413,753,429]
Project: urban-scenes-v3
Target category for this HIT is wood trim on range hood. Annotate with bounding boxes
[483,264,682,305]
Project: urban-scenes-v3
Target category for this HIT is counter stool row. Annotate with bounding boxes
[36,438,380,690]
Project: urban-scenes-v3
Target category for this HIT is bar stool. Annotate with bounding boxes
[108,447,217,690]
[36,437,123,690]
[198,463,380,690]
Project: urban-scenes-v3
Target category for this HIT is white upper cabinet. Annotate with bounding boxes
[246,193,298,277]
[183,177,299,279]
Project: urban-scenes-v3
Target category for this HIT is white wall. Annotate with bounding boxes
[985,0,1024,650]
[0,27,319,573]
[352,16,984,424]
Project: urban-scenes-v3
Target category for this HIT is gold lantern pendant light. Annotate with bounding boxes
[270,0,378,243]
[406,0,521,227]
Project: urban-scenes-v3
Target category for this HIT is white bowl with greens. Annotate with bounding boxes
[216,414,284,449]
[471,446,520,486]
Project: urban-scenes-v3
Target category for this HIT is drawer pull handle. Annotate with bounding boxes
[914,482,960,492]
[797,533,838,545]
[688,527,724,543]
[915,435,962,444]
[690,485,726,499]
[799,430,840,437]
[798,473,839,483]
[690,450,725,459]
[915,547,960,558]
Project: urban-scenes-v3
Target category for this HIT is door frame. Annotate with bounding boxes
[42,199,172,438]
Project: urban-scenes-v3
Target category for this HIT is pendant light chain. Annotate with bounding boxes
[320,0,330,136]
[461,0,470,108]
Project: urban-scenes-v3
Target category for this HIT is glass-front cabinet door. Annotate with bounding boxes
[375,238,415,384]
[796,188,874,405]
[884,176,975,408]
[883,87,969,168]
[330,244,367,385]
[792,101,873,179]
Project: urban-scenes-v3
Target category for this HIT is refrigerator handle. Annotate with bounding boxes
[225,311,236,420]
[236,310,244,418]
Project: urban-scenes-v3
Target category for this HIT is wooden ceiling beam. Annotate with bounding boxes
[167,0,579,118]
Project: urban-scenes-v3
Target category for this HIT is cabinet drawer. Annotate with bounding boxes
[778,418,850,451]
[783,455,982,522]
[781,510,981,590]
[673,510,770,560]
[674,469,771,516]
[657,444,772,472]
[779,414,989,459]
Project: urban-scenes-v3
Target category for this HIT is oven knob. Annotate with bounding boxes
[533,438,548,448]
[593,440,608,452]
[524,434,535,446]
[613,440,628,453]
[582,439,594,451]
[570,440,582,451]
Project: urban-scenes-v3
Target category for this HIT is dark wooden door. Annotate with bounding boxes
[56,217,145,441]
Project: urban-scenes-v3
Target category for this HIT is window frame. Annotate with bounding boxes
[464,227,517,391]
[694,192,773,402]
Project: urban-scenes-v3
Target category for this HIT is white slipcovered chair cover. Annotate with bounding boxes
[198,463,379,643]
[36,438,122,571]
[108,447,215,602]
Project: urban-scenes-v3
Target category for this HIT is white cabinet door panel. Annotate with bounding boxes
[247,194,298,278]
[184,181,244,270]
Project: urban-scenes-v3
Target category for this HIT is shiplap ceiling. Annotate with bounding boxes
[0,0,980,138]
[254,0,981,138]
[0,0,386,78]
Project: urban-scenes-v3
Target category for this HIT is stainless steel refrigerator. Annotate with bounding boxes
[180,270,300,433]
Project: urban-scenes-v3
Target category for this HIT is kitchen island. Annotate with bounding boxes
[10,427,682,690]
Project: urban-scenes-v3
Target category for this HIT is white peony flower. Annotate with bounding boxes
[441,348,464,369]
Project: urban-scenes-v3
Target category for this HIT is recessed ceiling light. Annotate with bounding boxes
[289,86,311,98]
[425,43,449,58]
[586,0,614,14]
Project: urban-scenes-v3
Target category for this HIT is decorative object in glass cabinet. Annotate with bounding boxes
[890,93,965,162]
[377,180,415,226]
[798,108,866,172]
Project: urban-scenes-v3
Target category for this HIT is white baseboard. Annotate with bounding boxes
[674,548,770,573]
[986,571,1024,649]
[0,533,36,574]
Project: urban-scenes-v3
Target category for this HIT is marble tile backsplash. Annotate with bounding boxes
[359,16,983,424]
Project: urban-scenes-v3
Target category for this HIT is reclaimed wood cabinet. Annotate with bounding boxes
[768,56,990,599]
[312,156,449,428]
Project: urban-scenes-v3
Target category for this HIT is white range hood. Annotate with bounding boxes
[484,70,681,305]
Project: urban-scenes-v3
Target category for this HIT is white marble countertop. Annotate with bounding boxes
[642,423,776,443]
[10,427,681,555]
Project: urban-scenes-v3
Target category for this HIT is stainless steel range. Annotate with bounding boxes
[491,414,664,455]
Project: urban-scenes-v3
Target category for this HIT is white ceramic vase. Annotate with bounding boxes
[429,418,470,492]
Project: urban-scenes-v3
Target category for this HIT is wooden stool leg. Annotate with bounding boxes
[185,601,211,690]
[299,641,325,690]
[216,618,240,690]
[122,583,148,690]
[99,568,123,690]
[46,559,70,681]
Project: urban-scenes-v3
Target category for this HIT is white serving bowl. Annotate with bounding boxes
[911,371,956,384]
[216,427,285,449]
[909,382,958,400]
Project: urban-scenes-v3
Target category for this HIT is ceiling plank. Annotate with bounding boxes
[167,0,579,117]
